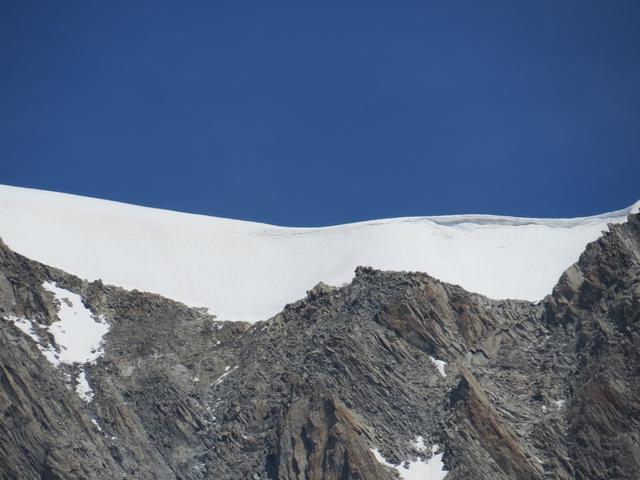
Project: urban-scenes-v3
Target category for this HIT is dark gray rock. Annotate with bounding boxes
[1,215,639,479]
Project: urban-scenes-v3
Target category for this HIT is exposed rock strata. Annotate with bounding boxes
[0,214,639,479]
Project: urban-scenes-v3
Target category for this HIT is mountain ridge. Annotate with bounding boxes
[1,212,639,478]
[3,184,638,228]
[1,184,637,322]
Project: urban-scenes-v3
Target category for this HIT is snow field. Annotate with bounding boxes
[1,185,638,322]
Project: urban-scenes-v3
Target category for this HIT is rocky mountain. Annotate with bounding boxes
[1,211,640,479]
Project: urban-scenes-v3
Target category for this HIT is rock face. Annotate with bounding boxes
[0,214,639,479]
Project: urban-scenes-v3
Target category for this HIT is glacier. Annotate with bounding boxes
[0,184,637,322]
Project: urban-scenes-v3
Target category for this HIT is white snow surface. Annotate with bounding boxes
[91,418,103,432]
[42,281,109,365]
[413,436,428,453]
[1,185,638,323]
[8,315,40,344]
[75,369,94,402]
[429,357,447,377]
[553,399,566,409]
[372,444,448,480]
[7,315,60,364]
[5,282,108,403]
[211,366,239,386]
[5,286,108,368]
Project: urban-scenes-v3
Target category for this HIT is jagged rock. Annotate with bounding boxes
[447,365,543,479]
[0,214,639,479]
[276,394,392,479]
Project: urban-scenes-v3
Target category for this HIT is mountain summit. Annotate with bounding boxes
[1,185,637,322]
[1,186,640,479]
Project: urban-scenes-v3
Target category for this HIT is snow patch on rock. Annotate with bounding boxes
[429,357,447,377]
[412,436,427,452]
[75,369,94,402]
[553,399,566,409]
[7,315,61,364]
[5,283,109,402]
[42,281,109,365]
[372,443,448,480]
[211,366,239,386]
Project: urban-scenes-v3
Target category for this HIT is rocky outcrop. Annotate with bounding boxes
[543,212,640,480]
[446,366,542,479]
[275,394,393,480]
[1,214,639,479]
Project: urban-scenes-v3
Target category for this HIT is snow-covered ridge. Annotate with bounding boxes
[0,185,638,323]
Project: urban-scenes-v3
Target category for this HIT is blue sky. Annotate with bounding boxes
[2,1,639,226]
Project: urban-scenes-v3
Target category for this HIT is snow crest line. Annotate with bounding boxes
[1,184,638,323]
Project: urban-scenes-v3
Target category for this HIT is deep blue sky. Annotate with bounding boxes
[2,1,639,226]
